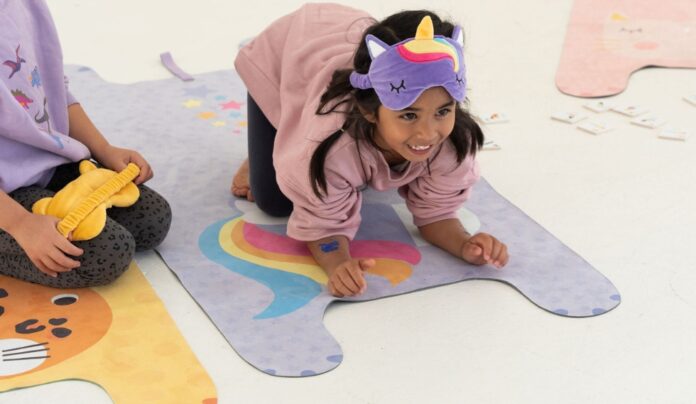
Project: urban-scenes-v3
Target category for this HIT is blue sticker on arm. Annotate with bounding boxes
[319,240,339,253]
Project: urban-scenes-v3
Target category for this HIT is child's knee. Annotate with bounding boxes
[73,236,135,287]
[72,221,136,287]
[255,194,292,217]
[135,190,172,251]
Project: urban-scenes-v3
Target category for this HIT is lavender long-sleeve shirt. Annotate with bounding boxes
[0,0,90,193]
[235,3,479,241]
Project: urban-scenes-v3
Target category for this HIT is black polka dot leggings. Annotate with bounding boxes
[0,162,172,288]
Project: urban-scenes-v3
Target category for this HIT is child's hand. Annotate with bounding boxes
[460,233,509,269]
[327,258,375,297]
[11,213,83,278]
[94,145,153,185]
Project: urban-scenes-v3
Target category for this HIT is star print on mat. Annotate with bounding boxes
[183,85,213,97]
[197,111,216,120]
[183,99,202,108]
[220,100,243,110]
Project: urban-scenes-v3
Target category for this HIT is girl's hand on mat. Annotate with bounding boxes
[327,258,375,297]
[11,213,83,278]
[95,145,153,185]
[461,233,508,269]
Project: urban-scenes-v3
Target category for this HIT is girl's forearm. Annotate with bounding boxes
[68,103,110,160]
[307,235,352,275]
[418,218,471,258]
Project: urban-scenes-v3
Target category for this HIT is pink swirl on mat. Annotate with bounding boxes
[243,222,421,265]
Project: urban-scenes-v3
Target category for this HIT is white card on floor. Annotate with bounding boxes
[577,120,613,135]
[551,111,587,124]
[611,104,649,117]
[658,128,688,141]
[631,115,666,128]
[683,95,696,106]
[480,112,509,124]
[583,100,614,113]
[482,139,501,150]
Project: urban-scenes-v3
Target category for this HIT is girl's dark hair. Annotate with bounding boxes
[310,10,484,198]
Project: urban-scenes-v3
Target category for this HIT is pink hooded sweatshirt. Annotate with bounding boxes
[234,3,479,241]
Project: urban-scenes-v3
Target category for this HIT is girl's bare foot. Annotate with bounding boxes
[231,159,254,202]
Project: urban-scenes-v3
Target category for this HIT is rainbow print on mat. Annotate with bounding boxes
[200,215,420,319]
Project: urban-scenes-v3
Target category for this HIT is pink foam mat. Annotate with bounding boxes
[556,0,696,97]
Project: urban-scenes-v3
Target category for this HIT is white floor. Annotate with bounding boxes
[5,1,696,403]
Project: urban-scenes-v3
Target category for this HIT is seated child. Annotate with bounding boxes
[0,0,171,288]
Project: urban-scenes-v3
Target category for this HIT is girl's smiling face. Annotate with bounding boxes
[365,86,456,165]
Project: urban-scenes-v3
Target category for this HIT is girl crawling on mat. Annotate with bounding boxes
[232,4,508,297]
[0,0,171,288]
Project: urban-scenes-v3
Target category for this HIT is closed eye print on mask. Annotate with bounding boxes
[390,80,406,94]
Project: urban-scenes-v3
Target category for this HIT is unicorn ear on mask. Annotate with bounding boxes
[365,34,389,60]
[452,26,464,48]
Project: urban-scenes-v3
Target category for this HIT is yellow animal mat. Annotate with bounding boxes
[0,262,216,403]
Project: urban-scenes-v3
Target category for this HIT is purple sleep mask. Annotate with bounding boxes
[349,16,466,110]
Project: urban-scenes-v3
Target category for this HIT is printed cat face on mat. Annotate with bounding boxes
[602,13,696,56]
[0,277,111,378]
[556,0,696,97]
[0,265,217,403]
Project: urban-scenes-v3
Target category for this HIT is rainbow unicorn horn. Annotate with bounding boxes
[415,15,435,39]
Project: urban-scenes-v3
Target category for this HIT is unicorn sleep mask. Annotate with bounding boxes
[349,16,466,110]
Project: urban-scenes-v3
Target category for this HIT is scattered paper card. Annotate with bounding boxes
[683,95,696,106]
[482,139,501,150]
[583,100,614,113]
[551,111,587,124]
[577,120,613,135]
[630,115,666,129]
[480,112,509,124]
[658,128,688,141]
[611,104,649,117]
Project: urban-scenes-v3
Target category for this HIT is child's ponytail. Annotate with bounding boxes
[309,128,345,197]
